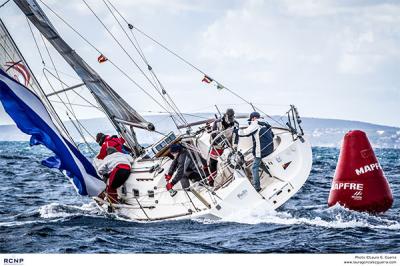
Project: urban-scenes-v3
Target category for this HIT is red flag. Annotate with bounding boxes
[202,75,213,83]
[97,54,108,63]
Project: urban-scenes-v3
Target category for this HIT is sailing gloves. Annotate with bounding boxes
[166,182,177,197]
[165,175,177,197]
[166,182,173,190]
[165,174,172,182]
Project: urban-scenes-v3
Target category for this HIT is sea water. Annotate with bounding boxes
[0,142,399,253]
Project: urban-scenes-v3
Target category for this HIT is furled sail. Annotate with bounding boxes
[13,0,155,151]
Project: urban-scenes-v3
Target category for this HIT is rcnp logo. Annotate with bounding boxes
[3,257,24,265]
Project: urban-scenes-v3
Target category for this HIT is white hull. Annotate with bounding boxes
[10,0,312,223]
[93,127,312,222]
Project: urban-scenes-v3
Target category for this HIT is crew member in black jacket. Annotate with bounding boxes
[164,144,204,196]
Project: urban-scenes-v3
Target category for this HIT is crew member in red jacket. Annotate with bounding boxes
[96,132,126,160]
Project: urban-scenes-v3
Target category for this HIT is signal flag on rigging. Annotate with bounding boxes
[97,54,108,63]
[202,75,213,83]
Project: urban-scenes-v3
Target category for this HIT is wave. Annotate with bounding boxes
[0,219,44,228]
[0,202,103,228]
[198,204,400,230]
[0,202,104,227]
[36,202,399,231]
[38,202,102,219]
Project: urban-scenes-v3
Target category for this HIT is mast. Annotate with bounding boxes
[13,0,154,156]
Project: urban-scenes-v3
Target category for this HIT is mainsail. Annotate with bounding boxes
[13,0,155,154]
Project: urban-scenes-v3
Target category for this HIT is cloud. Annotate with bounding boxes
[68,0,210,16]
[199,0,400,73]
[193,0,400,125]
[1,0,399,126]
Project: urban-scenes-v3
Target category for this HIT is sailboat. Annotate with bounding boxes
[0,0,312,221]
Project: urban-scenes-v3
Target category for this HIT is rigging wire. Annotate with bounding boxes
[37,0,173,117]
[107,3,285,127]
[26,17,45,66]
[42,64,98,145]
[104,0,188,127]
[138,110,211,120]
[18,18,76,144]
[66,112,97,154]
[1,18,76,144]
[37,0,285,129]
[43,68,103,111]
[102,0,186,125]
[42,68,105,142]
[50,100,99,109]
[42,69,78,120]
[44,65,83,81]
[83,0,187,127]
[39,33,82,132]
[0,0,10,8]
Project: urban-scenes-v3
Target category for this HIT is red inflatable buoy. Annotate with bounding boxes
[328,130,393,213]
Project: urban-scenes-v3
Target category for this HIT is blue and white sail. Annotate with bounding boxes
[0,69,106,196]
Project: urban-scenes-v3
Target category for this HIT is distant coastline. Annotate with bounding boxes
[1,115,399,149]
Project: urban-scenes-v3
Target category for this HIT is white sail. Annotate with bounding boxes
[0,18,73,142]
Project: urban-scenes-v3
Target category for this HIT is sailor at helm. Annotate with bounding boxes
[208,108,239,186]
[239,112,274,192]
[165,144,206,197]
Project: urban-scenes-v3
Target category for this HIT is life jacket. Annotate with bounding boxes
[97,135,126,159]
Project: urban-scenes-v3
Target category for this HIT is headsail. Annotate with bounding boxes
[0,68,106,196]
[13,0,154,154]
[0,18,73,143]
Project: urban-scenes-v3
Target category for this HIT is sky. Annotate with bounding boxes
[0,0,399,127]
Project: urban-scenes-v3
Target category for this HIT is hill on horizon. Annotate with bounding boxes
[0,114,399,149]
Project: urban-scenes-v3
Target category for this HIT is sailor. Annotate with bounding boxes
[165,144,204,197]
[96,132,129,160]
[208,108,239,186]
[97,147,133,203]
[239,112,274,192]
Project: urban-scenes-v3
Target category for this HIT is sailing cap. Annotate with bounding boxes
[225,108,235,122]
[248,112,261,121]
[96,132,105,144]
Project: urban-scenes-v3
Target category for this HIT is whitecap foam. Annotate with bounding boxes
[198,204,400,230]
[0,219,42,228]
[0,202,103,227]
[38,202,101,219]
